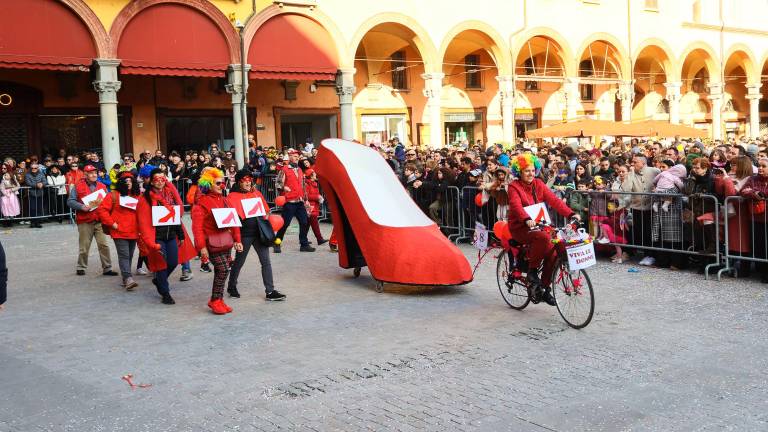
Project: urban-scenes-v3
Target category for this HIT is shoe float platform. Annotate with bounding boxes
[315,139,473,287]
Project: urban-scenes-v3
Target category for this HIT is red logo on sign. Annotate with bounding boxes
[125,201,137,209]
[534,207,547,223]
[158,207,175,223]
[247,199,265,216]
[222,211,236,225]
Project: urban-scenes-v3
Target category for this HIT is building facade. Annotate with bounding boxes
[1,0,768,167]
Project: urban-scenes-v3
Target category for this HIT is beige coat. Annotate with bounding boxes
[622,166,660,210]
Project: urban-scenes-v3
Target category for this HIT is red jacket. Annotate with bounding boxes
[136,183,196,272]
[227,189,270,220]
[279,165,305,201]
[191,192,242,252]
[305,178,321,217]
[507,178,574,231]
[66,169,84,189]
[96,191,139,240]
[74,179,107,224]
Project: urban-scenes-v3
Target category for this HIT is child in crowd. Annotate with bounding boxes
[549,164,574,200]
[653,159,687,212]
[588,175,610,243]
[568,179,590,222]
[0,171,20,226]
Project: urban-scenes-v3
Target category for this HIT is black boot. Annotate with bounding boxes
[227,288,241,298]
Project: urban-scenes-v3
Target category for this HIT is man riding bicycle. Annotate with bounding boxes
[507,154,581,306]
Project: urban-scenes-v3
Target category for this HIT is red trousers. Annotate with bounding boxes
[510,227,558,286]
[309,214,324,242]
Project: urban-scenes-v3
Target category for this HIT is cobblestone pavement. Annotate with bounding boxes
[1,220,767,431]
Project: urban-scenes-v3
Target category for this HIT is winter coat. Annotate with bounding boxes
[24,171,47,197]
[97,191,140,240]
[191,192,241,252]
[507,178,573,231]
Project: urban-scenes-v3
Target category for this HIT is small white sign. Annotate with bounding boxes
[523,202,551,224]
[81,189,107,212]
[473,222,489,251]
[151,205,181,226]
[566,242,597,270]
[119,195,139,210]
[240,197,266,218]
[212,207,242,228]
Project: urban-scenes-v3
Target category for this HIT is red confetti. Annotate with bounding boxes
[121,374,152,390]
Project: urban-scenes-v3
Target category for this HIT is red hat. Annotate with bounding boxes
[287,149,300,155]
[83,164,97,172]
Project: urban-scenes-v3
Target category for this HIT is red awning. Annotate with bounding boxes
[0,0,96,71]
[117,3,230,78]
[249,14,339,80]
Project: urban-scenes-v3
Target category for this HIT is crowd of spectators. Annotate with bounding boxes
[3,133,767,282]
[383,136,768,282]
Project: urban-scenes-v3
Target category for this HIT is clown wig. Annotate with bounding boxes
[510,154,542,177]
[138,164,156,180]
[198,167,224,193]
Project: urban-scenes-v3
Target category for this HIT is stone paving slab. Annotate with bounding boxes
[0,220,767,431]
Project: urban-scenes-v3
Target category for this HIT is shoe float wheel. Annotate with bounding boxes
[353,267,361,278]
[374,280,384,293]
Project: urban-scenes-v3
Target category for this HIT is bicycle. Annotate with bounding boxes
[495,221,595,329]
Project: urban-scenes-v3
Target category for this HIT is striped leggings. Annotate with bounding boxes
[210,250,230,300]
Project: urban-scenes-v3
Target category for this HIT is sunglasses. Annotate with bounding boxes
[215,181,226,186]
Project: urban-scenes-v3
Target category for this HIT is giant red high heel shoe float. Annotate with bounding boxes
[314,139,472,287]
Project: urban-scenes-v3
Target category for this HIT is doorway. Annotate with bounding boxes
[280,114,337,149]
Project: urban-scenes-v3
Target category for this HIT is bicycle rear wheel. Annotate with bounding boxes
[550,260,594,329]
[496,251,530,310]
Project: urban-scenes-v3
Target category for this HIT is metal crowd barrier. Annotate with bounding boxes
[720,196,768,280]
[454,186,505,243]
[566,189,722,279]
[1,185,73,223]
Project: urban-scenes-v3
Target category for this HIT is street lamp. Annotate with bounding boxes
[235,20,248,164]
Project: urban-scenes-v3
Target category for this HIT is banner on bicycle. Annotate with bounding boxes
[566,241,596,270]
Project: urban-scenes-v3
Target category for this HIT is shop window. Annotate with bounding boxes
[164,116,234,154]
[39,114,126,158]
[759,99,768,113]
[390,51,408,91]
[579,60,594,101]
[465,55,481,89]
[523,59,539,91]
[361,114,408,146]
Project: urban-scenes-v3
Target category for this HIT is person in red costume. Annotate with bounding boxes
[304,169,328,246]
[191,167,243,315]
[507,153,580,306]
[226,169,284,300]
[97,172,141,291]
[136,168,196,305]
[274,149,315,253]
[66,164,116,276]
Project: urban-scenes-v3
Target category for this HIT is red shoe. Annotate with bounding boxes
[220,300,233,313]
[207,299,228,315]
[315,139,472,286]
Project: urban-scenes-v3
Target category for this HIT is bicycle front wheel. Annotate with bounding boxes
[496,251,530,310]
[550,260,594,329]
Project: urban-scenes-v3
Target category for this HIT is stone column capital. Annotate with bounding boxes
[707,82,724,99]
[746,83,763,99]
[92,81,121,104]
[226,65,251,104]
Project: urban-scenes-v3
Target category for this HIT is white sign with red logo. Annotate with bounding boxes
[240,197,266,218]
[212,207,242,228]
[81,189,107,212]
[523,202,551,224]
[119,195,139,210]
[151,205,181,226]
[566,242,596,270]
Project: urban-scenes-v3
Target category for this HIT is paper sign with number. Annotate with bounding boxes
[151,205,181,226]
[240,197,266,218]
[81,189,106,212]
[212,207,242,228]
[473,222,489,250]
[523,202,551,224]
[119,195,139,210]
